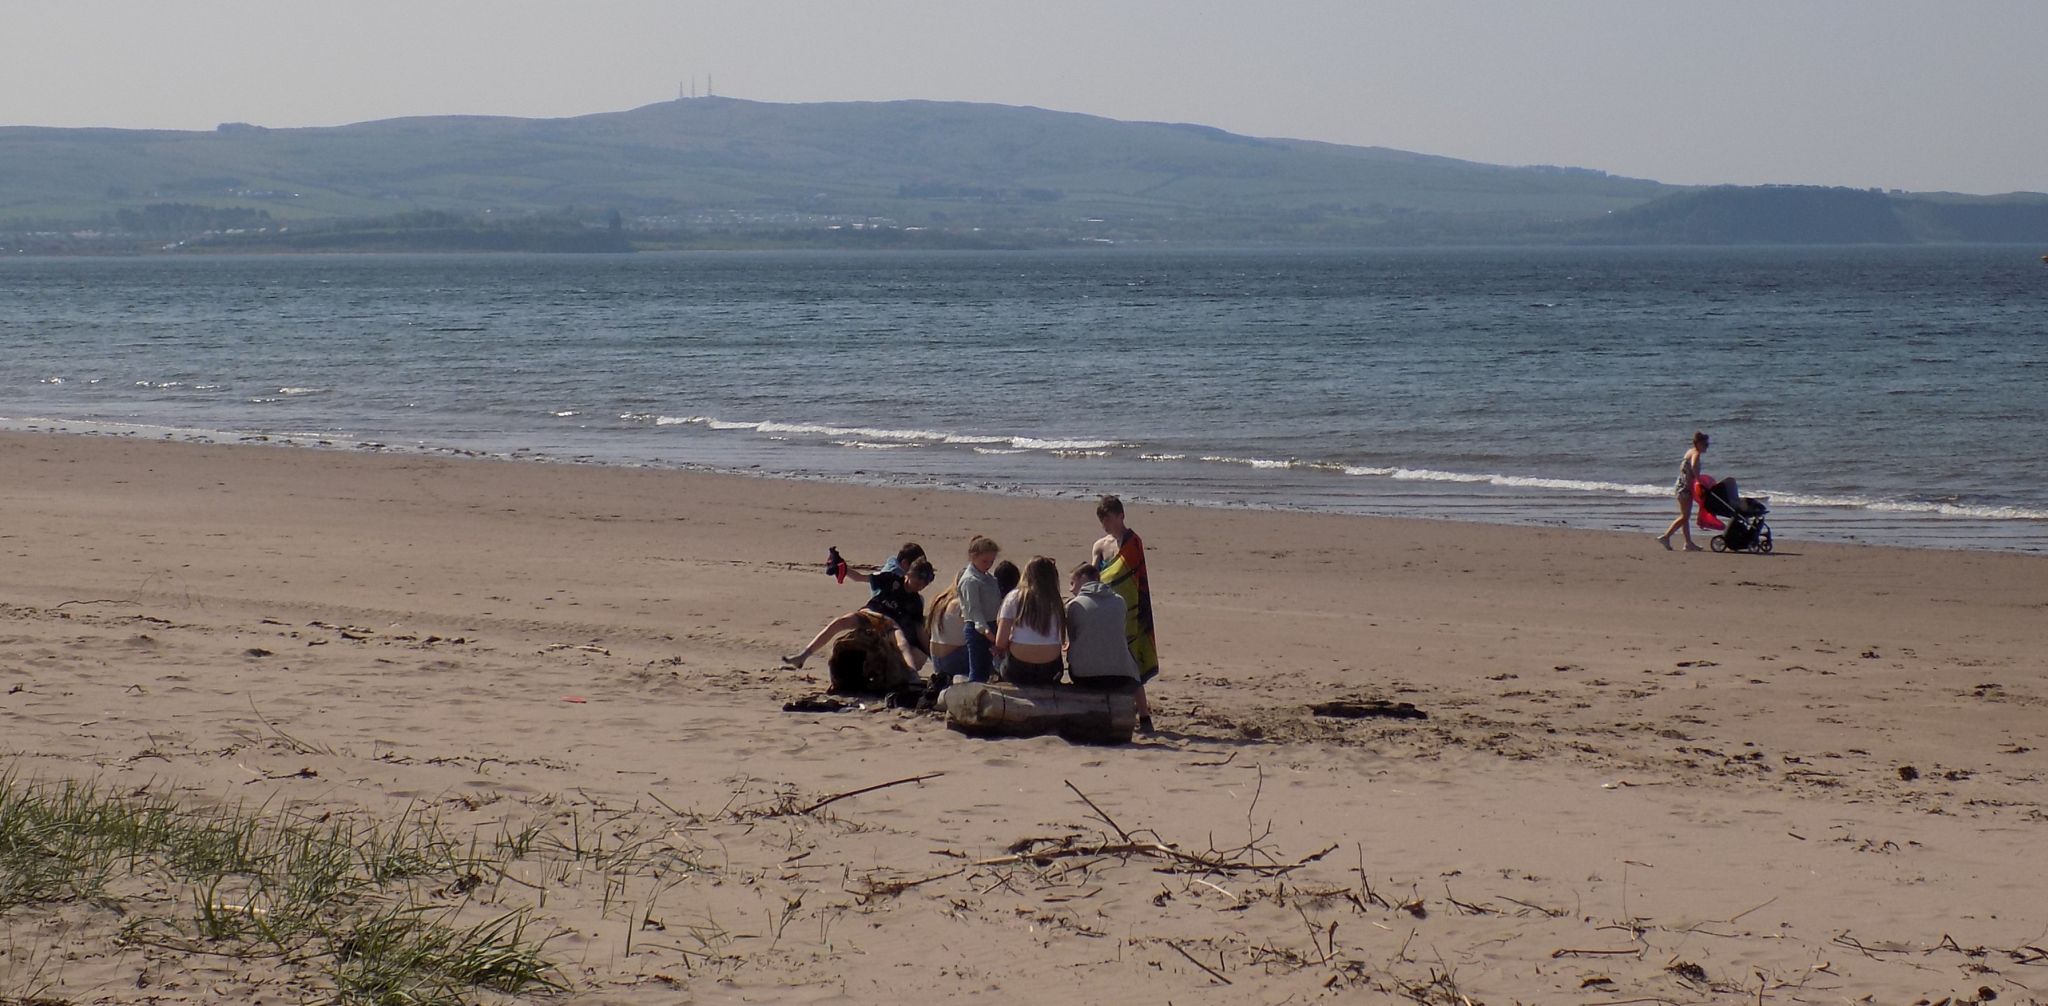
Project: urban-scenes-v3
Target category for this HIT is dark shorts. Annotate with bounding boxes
[998,655,1063,687]
[1068,675,1140,694]
[931,647,969,681]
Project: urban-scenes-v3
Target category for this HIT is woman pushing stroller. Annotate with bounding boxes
[1658,430,1772,554]
[1659,431,1712,551]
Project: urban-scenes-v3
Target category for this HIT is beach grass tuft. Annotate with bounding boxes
[0,771,568,1004]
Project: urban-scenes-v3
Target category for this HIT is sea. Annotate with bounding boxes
[3,247,2044,553]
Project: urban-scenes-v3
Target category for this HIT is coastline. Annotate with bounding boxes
[6,415,2044,555]
[3,430,2046,1002]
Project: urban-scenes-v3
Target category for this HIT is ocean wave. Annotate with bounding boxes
[0,415,355,444]
[627,413,1122,451]
[1200,455,1297,469]
[1762,491,2048,522]
[39,377,64,384]
[551,410,581,418]
[276,387,329,396]
[1014,436,1119,450]
[1378,468,1663,496]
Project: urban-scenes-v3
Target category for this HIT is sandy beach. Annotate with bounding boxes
[3,429,2045,1005]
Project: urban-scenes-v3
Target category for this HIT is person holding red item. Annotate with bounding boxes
[1657,431,1711,551]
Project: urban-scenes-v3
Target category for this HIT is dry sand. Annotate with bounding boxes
[2,430,2045,1004]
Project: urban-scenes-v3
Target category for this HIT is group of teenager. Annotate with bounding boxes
[780,494,1161,732]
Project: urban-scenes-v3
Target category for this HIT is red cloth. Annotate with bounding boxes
[1693,475,1725,530]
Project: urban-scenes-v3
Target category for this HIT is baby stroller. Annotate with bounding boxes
[1699,478,1773,554]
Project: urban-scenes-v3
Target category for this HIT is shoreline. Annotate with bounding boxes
[3,430,2046,1002]
[8,417,2045,556]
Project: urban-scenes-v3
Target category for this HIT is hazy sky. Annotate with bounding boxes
[6,1,2043,194]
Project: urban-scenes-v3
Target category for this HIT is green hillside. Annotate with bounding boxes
[4,98,2041,250]
[0,98,1670,247]
[1567,185,2048,245]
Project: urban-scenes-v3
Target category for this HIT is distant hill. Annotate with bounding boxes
[2,98,2043,250]
[1568,185,2048,244]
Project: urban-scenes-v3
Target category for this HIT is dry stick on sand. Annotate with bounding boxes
[852,867,967,903]
[975,840,1337,876]
[791,772,946,816]
[1065,780,1133,843]
[1551,947,1646,959]
[970,782,1341,877]
[1353,844,1393,910]
[52,597,128,609]
[1498,895,1566,918]
[245,695,329,756]
[1166,940,1233,985]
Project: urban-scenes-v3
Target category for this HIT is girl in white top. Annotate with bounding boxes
[993,556,1066,686]
[923,582,968,682]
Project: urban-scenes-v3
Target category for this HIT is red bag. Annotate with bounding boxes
[1693,475,1725,530]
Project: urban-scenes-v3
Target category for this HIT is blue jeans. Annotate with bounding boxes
[964,623,995,683]
[931,646,970,683]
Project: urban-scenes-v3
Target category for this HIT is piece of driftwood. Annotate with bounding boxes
[944,681,1137,743]
[1309,699,1426,720]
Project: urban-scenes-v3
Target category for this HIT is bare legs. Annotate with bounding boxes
[783,613,928,672]
[891,629,929,673]
[1658,493,1701,551]
[782,612,861,669]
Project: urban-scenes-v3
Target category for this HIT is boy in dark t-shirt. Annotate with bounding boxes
[862,566,927,642]
[782,559,935,672]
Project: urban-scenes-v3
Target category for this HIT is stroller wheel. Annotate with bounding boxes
[1755,526,1773,554]
[1709,535,1728,553]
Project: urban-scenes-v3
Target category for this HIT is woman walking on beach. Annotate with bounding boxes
[1658,431,1710,551]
